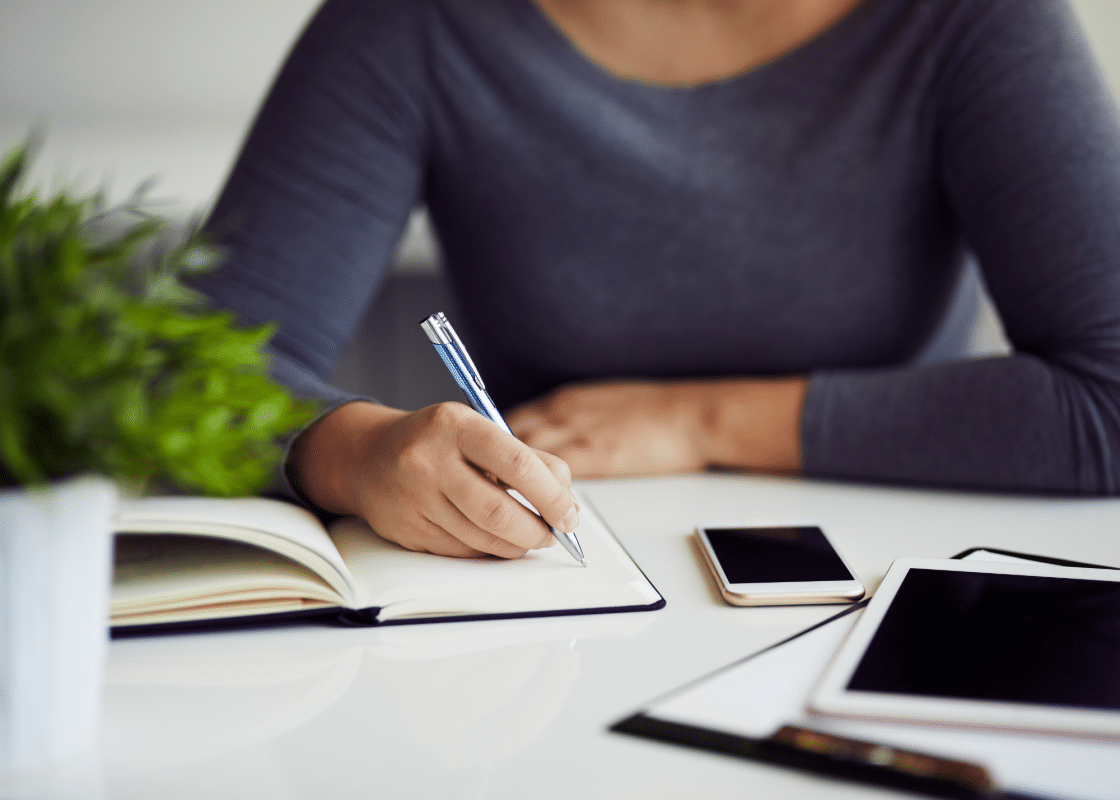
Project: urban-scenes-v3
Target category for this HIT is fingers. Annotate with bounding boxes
[506,404,546,441]
[537,440,604,479]
[518,422,573,454]
[507,401,573,452]
[441,453,554,552]
[507,391,588,456]
[352,402,579,559]
[507,398,594,477]
[456,414,580,536]
[534,448,580,514]
[372,487,539,560]
[424,502,534,559]
[375,507,529,560]
[376,516,488,559]
[533,448,574,491]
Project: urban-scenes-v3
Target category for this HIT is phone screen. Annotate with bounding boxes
[704,526,855,584]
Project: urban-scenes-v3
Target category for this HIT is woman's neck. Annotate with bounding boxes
[531,0,865,86]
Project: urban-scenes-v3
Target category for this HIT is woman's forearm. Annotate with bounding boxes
[688,376,808,473]
[288,401,407,516]
[506,376,808,478]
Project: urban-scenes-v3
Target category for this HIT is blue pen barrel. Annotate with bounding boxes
[433,343,514,436]
[424,313,586,565]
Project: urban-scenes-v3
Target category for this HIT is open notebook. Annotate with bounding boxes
[112,492,663,633]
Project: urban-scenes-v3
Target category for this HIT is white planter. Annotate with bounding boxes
[0,475,117,776]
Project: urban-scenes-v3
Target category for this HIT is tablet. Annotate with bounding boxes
[809,557,1120,738]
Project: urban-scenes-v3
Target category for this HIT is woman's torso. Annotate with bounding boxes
[418,0,967,406]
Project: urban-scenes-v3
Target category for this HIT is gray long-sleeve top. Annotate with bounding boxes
[197,0,1120,494]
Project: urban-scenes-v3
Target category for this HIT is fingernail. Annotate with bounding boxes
[559,506,580,533]
[570,491,581,512]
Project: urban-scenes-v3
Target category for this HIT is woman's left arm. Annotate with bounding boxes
[507,377,807,478]
[515,0,1120,494]
[790,0,1120,495]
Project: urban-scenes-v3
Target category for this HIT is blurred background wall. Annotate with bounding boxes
[3,0,1119,223]
[1,0,1119,407]
[0,0,319,218]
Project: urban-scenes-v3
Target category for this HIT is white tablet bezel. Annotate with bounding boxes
[808,557,1120,739]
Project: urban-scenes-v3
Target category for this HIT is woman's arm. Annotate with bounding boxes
[292,401,579,558]
[196,0,579,555]
[517,0,1120,495]
[799,0,1120,494]
[507,378,806,478]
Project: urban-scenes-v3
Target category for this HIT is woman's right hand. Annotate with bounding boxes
[289,401,579,558]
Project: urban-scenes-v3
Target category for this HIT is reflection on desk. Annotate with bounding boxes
[104,613,650,772]
[4,474,1118,800]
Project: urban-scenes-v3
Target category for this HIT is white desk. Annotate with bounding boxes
[7,474,1120,800]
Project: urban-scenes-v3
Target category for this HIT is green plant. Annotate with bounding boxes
[0,143,319,495]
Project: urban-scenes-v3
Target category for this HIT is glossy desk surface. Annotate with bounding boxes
[8,474,1120,800]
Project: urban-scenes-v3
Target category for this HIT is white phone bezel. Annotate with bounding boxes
[809,557,1120,738]
[695,523,866,606]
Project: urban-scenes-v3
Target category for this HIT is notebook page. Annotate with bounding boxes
[330,497,660,620]
[116,496,357,603]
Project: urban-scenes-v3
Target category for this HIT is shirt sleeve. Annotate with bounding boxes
[191,0,430,498]
[801,0,1120,494]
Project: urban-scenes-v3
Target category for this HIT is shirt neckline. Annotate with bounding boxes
[517,0,883,94]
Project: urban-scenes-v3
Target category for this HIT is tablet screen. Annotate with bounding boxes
[846,568,1120,711]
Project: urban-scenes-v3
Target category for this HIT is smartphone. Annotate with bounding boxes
[696,524,865,606]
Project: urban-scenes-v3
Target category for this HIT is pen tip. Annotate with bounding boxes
[580,558,588,568]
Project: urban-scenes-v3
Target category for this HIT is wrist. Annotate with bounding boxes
[694,377,807,473]
[289,401,406,515]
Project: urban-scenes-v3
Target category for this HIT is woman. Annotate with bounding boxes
[198,0,1120,558]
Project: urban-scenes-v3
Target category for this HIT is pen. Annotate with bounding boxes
[421,312,587,567]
